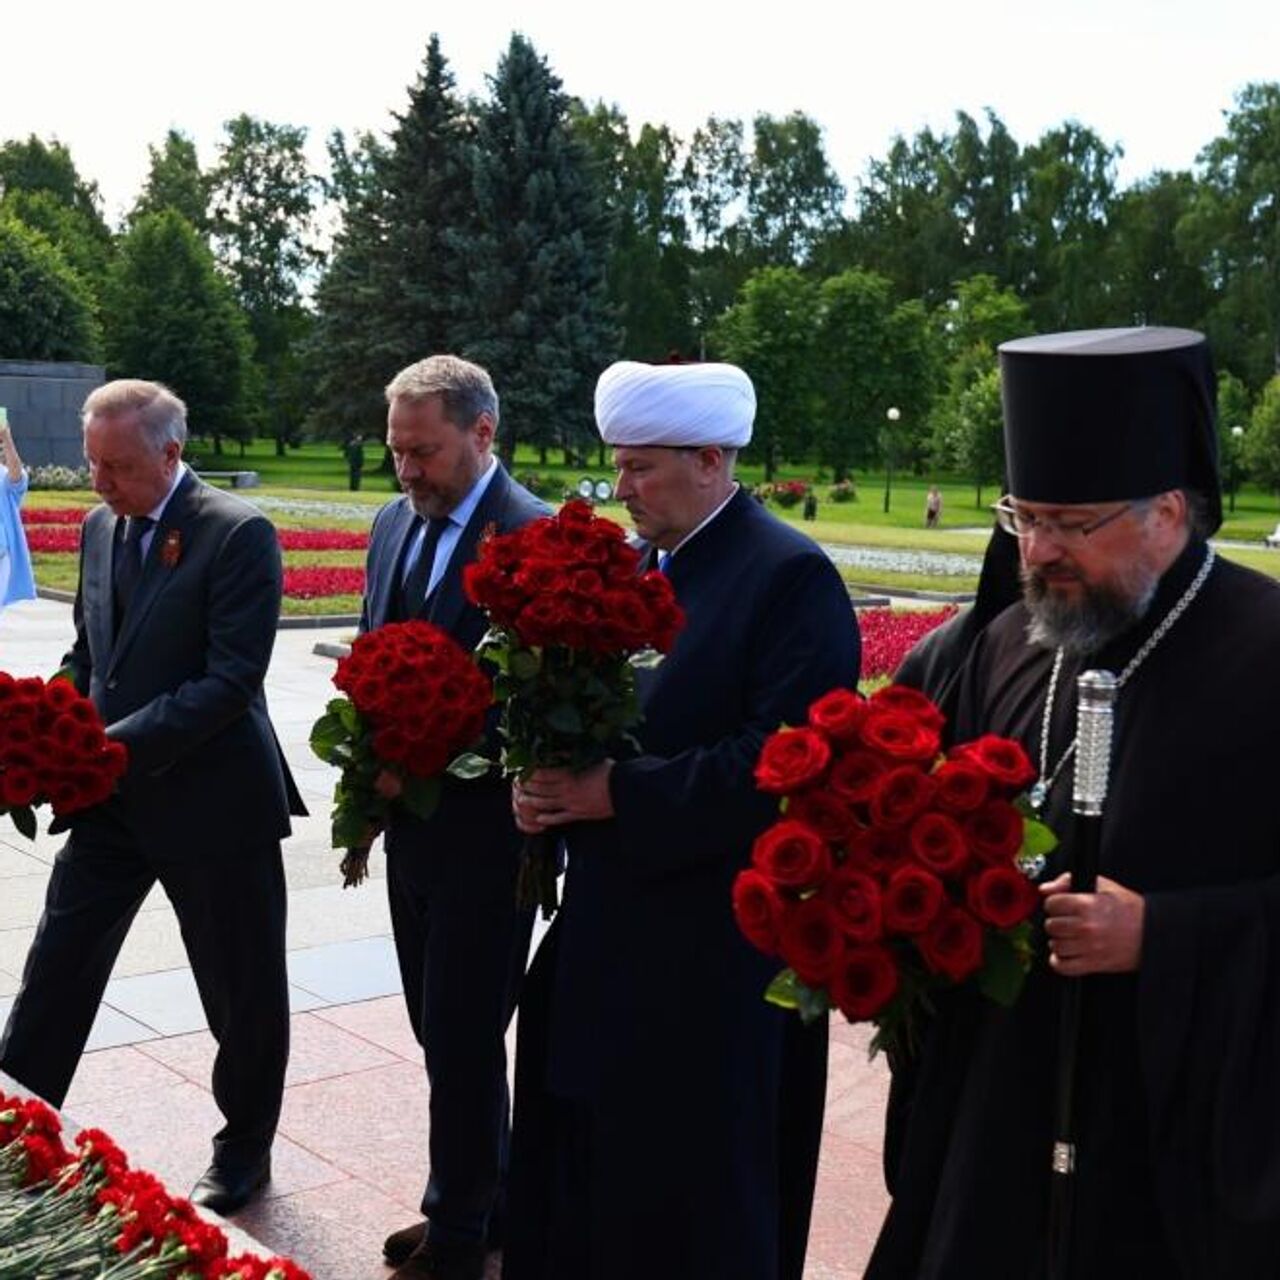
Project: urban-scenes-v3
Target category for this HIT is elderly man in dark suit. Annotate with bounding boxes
[507,361,861,1280]
[0,378,303,1215]
[359,355,547,1280]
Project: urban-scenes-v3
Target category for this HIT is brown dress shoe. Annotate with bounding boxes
[390,1238,485,1280]
[383,1219,428,1265]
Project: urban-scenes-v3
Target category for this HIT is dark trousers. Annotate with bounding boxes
[0,810,289,1165]
[386,805,532,1247]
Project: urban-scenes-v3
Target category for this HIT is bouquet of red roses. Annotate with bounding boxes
[0,1087,310,1278]
[309,621,493,885]
[733,683,1056,1058]
[463,499,684,915]
[0,672,129,839]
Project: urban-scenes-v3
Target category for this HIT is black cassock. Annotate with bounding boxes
[504,489,861,1280]
[870,539,1280,1279]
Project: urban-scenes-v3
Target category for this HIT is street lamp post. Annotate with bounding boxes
[883,406,900,515]
[1230,425,1245,514]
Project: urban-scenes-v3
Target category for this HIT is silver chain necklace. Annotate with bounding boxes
[1029,547,1216,814]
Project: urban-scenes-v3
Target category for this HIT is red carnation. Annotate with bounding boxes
[918,905,985,982]
[778,897,846,987]
[754,727,832,795]
[807,688,867,743]
[751,820,832,888]
[732,869,785,956]
[968,864,1038,929]
[963,799,1024,865]
[908,811,971,878]
[831,944,900,1021]
[882,864,946,934]
[822,865,883,943]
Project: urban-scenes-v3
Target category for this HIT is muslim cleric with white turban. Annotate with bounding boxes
[594,360,755,447]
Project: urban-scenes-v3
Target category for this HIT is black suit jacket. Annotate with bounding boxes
[65,471,304,857]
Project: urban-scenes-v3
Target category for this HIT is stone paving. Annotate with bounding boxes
[0,596,890,1279]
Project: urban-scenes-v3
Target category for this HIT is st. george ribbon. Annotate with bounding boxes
[1047,669,1117,1280]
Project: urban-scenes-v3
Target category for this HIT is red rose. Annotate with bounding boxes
[963,799,1024,865]
[42,679,79,713]
[754,728,832,795]
[908,812,971,878]
[778,897,846,987]
[932,759,990,814]
[869,683,946,733]
[827,750,887,806]
[830,944,900,1021]
[807,688,867,743]
[786,789,859,845]
[918,905,985,982]
[869,765,936,828]
[750,820,832,888]
[821,865,883,942]
[952,735,1036,793]
[860,709,941,766]
[882,864,946,934]
[847,826,909,877]
[967,865,1038,929]
[732,869,785,955]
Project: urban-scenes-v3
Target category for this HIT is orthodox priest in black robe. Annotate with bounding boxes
[869,327,1280,1278]
[505,360,861,1280]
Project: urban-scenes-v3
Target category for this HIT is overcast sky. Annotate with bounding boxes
[6,0,1278,223]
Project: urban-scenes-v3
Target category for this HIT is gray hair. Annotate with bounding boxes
[385,355,499,430]
[82,379,188,450]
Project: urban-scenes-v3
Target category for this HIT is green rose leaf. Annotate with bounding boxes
[448,752,494,780]
[399,775,442,821]
[11,804,38,841]
[979,932,1029,1006]
[1021,817,1058,861]
[546,703,583,735]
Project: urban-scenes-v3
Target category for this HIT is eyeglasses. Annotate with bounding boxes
[990,497,1135,546]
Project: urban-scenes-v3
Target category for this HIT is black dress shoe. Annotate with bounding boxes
[189,1154,271,1215]
[384,1219,427,1265]
[390,1238,485,1280]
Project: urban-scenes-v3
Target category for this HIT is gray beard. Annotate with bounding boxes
[1022,564,1159,655]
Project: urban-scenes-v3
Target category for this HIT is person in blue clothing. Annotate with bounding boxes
[505,360,862,1280]
[0,412,37,609]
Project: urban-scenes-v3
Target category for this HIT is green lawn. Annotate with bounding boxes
[24,459,1280,615]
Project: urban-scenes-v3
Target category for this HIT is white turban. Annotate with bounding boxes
[594,361,755,448]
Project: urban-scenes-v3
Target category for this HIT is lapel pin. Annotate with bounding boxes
[160,529,182,568]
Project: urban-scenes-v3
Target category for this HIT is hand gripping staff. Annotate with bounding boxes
[1047,669,1117,1280]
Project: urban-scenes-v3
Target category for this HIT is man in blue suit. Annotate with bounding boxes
[507,361,862,1280]
[359,355,547,1280]
[0,378,303,1215]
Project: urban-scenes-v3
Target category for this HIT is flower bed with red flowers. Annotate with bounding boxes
[22,519,368,559]
[859,606,958,682]
[0,1087,310,1278]
[276,529,368,551]
[465,499,684,915]
[734,683,1055,1057]
[280,566,366,599]
[21,507,89,525]
[0,672,128,838]
[310,621,492,868]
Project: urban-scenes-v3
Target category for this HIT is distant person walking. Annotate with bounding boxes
[924,484,943,528]
[345,434,366,491]
[0,410,37,608]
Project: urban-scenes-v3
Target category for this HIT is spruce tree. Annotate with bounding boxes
[452,34,618,463]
